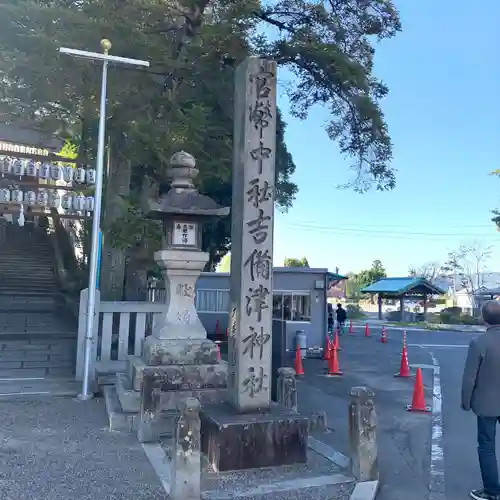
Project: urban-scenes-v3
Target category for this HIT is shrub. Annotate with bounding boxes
[441,307,462,316]
[438,311,481,325]
[346,303,365,319]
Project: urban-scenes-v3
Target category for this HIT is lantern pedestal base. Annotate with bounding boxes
[120,337,228,442]
[141,336,219,366]
[201,402,308,472]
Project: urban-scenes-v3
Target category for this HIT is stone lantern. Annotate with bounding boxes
[147,150,229,340]
[125,151,230,443]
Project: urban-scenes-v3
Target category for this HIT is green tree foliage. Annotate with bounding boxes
[0,0,401,293]
[356,259,387,288]
[283,256,309,268]
[346,259,387,299]
[254,0,401,191]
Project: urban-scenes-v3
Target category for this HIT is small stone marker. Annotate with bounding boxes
[171,397,201,500]
[228,57,277,413]
[277,367,298,412]
[348,386,379,481]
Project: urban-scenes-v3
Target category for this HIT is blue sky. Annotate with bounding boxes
[274,0,500,276]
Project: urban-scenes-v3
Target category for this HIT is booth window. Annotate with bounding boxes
[196,289,229,312]
[272,292,311,322]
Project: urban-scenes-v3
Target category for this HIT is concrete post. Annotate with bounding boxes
[277,367,297,412]
[171,397,201,500]
[348,386,378,481]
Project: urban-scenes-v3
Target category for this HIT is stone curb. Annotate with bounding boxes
[351,321,484,333]
[350,480,379,500]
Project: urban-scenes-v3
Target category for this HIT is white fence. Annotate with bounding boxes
[76,288,166,380]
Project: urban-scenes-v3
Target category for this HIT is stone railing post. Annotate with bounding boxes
[348,386,378,481]
[171,397,201,500]
[277,367,298,412]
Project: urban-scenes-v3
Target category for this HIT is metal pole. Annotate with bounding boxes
[79,58,108,400]
[58,40,149,399]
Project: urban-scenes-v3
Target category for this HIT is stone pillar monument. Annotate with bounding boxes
[118,151,230,442]
[227,58,276,413]
[201,57,308,471]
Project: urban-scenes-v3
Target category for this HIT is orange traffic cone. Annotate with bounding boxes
[327,345,343,377]
[324,335,331,360]
[349,320,353,334]
[295,344,305,376]
[395,343,411,378]
[380,327,388,343]
[364,323,370,337]
[333,330,341,351]
[216,342,221,362]
[407,368,430,412]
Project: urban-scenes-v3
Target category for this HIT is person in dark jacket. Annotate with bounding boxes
[335,303,347,333]
[327,303,334,333]
[25,206,35,237]
[462,300,500,500]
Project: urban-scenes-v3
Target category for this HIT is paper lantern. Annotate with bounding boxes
[49,191,61,208]
[61,194,72,210]
[85,196,95,211]
[0,189,10,202]
[50,164,62,181]
[39,163,50,179]
[62,166,74,183]
[74,167,86,183]
[11,189,23,204]
[86,169,96,184]
[73,194,86,211]
[26,160,37,177]
[25,191,36,205]
[37,190,49,206]
[12,159,24,176]
[1,157,12,175]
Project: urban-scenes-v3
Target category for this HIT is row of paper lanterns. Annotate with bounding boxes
[0,188,95,211]
[1,157,96,184]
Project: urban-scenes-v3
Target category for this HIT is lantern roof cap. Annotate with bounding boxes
[148,151,230,219]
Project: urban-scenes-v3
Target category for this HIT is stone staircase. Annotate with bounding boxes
[0,223,79,395]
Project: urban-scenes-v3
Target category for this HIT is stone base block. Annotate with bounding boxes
[142,337,218,366]
[130,357,228,393]
[128,357,146,392]
[116,372,140,413]
[201,402,309,471]
[139,388,228,442]
[137,361,228,443]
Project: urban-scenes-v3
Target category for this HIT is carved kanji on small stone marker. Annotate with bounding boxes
[277,367,298,412]
[348,386,378,481]
[172,397,201,500]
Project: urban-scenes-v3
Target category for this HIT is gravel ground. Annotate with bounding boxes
[204,483,355,500]
[0,397,166,500]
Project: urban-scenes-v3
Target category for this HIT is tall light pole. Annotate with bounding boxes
[59,40,149,400]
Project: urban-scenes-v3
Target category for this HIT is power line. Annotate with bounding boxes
[278,221,500,240]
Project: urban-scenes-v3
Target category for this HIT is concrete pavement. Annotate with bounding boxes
[298,333,434,500]
[300,326,486,500]
[386,326,490,499]
[408,332,494,500]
